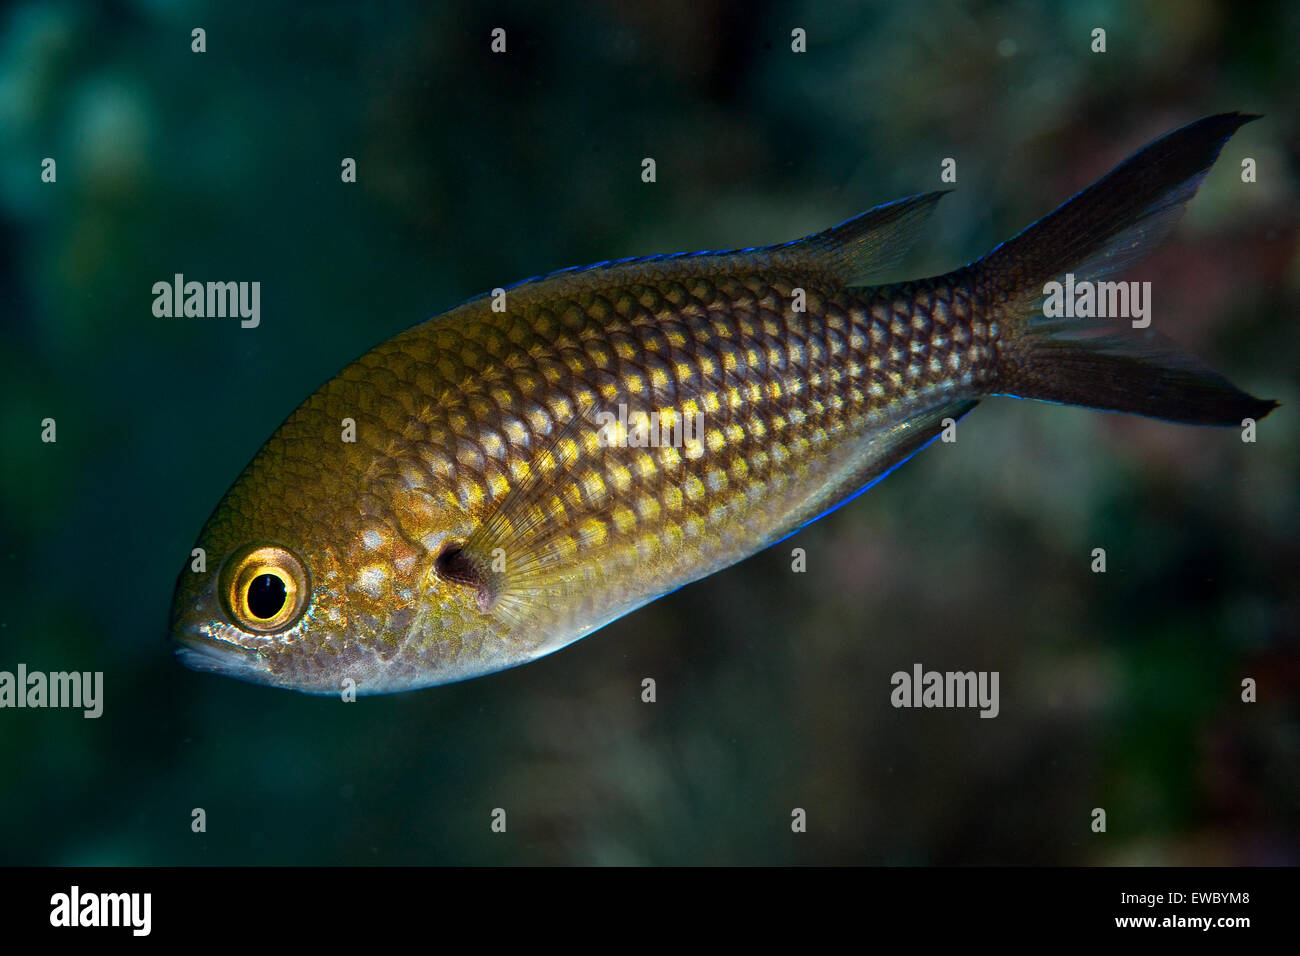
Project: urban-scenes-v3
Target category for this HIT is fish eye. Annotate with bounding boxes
[219,544,309,633]
[247,573,286,619]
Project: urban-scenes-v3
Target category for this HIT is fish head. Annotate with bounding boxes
[169,395,500,695]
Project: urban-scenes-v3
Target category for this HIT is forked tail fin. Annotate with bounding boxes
[975,112,1276,426]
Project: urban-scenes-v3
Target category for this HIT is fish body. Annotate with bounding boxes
[172,113,1275,694]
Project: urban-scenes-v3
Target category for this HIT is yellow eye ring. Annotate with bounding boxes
[219,544,310,633]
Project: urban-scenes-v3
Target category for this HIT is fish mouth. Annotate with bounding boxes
[172,627,274,682]
[170,572,278,684]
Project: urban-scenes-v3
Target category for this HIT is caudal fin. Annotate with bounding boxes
[976,113,1277,426]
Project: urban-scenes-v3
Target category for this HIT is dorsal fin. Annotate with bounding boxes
[473,191,949,307]
[776,190,949,287]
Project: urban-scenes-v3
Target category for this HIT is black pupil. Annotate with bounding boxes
[247,573,287,619]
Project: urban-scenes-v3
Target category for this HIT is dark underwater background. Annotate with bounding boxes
[1,0,1296,864]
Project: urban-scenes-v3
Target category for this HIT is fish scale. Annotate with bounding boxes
[172,114,1274,694]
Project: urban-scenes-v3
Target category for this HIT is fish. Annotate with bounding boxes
[171,113,1276,695]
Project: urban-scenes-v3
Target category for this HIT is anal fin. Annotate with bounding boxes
[784,399,980,538]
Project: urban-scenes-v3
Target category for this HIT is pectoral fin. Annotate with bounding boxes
[433,402,617,628]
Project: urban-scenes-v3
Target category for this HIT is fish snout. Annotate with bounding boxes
[170,580,278,684]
